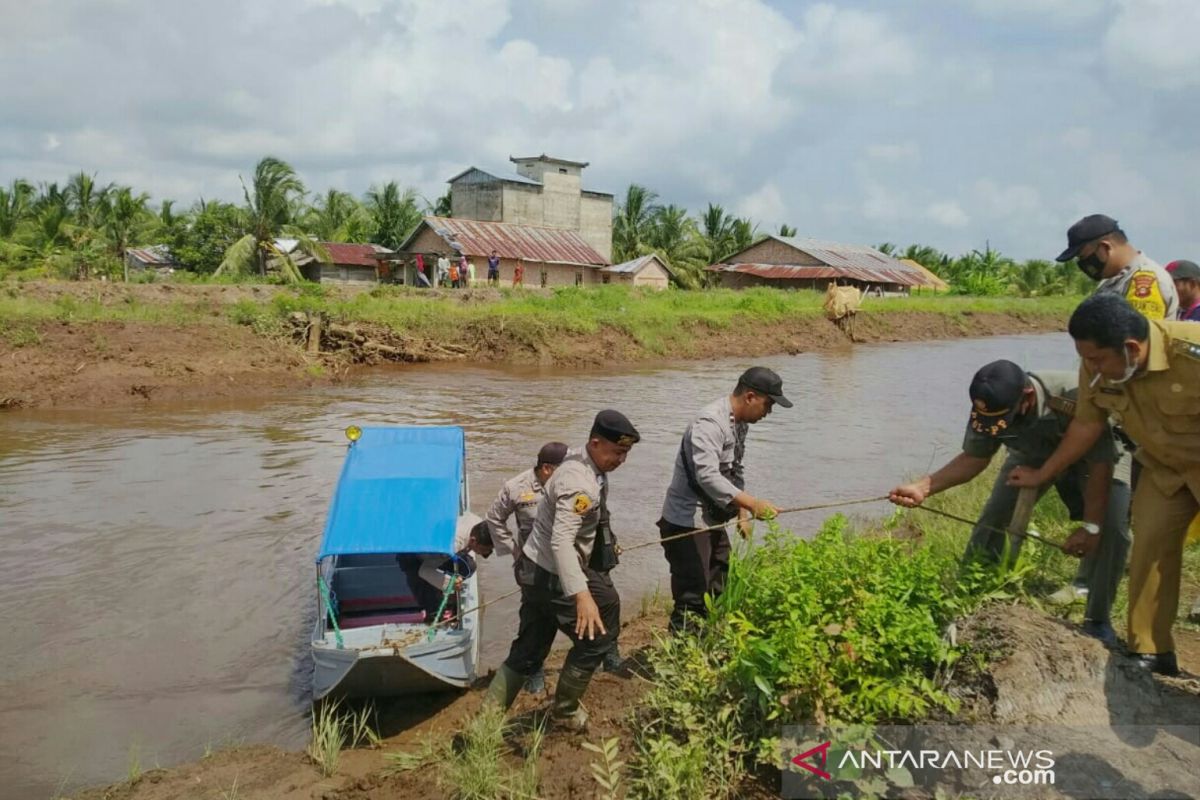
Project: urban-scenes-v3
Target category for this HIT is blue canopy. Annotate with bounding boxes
[316,426,465,561]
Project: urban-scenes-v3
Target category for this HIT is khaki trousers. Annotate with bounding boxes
[1127,474,1200,654]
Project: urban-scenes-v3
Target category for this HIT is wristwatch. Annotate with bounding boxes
[1079,522,1100,535]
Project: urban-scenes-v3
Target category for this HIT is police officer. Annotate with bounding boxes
[486,441,570,559]
[485,410,639,730]
[1056,214,1177,320]
[1009,294,1200,675]
[659,367,789,633]
[888,360,1130,644]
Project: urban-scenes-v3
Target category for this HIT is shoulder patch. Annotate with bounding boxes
[1046,395,1077,417]
[573,494,592,515]
[518,491,536,503]
[1125,270,1168,319]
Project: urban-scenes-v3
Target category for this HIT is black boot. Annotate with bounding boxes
[1130,652,1179,677]
[601,642,623,672]
[551,664,595,732]
[485,663,526,710]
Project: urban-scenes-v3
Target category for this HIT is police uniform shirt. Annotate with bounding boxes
[1075,320,1200,496]
[661,395,748,528]
[963,370,1117,467]
[485,468,547,558]
[1096,253,1179,321]
[520,449,605,597]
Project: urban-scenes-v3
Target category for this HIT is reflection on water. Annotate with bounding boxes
[0,333,1075,795]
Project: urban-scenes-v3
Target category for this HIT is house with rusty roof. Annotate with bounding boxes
[447,155,613,262]
[296,242,392,284]
[394,215,608,287]
[707,235,927,294]
[600,254,673,290]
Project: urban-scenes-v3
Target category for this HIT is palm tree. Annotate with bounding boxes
[701,203,735,263]
[366,182,423,249]
[66,171,112,230]
[729,217,757,254]
[426,191,452,218]
[778,223,798,238]
[1007,258,1066,297]
[217,156,325,282]
[0,179,33,238]
[648,205,711,289]
[100,187,150,281]
[612,184,660,262]
[307,189,364,242]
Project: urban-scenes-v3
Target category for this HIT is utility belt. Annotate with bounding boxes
[679,437,744,524]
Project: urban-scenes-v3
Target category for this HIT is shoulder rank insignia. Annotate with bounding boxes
[573,494,592,515]
[1173,340,1200,362]
[1046,395,1076,417]
[518,492,536,503]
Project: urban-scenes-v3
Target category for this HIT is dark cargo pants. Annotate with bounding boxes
[658,516,732,631]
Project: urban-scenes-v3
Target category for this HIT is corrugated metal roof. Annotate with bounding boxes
[708,262,925,286]
[446,166,542,186]
[900,258,950,290]
[602,254,672,275]
[320,242,392,267]
[711,236,925,286]
[406,216,607,266]
[126,245,176,266]
[509,154,589,168]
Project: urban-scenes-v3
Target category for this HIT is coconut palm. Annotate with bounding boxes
[217,156,325,282]
[701,203,736,263]
[366,182,422,249]
[729,217,757,254]
[0,179,34,238]
[612,184,661,262]
[99,187,150,280]
[1007,258,1067,297]
[66,171,112,230]
[307,189,365,243]
[778,223,798,238]
[648,205,712,289]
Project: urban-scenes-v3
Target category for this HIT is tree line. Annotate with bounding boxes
[0,156,1087,295]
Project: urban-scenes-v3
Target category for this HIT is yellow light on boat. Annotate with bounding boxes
[345,425,362,443]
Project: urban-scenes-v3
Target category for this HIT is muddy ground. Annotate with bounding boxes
[72,604,1200,800]
[0,282,1066,411]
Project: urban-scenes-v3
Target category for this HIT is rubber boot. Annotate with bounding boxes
[484,663,525,711]
[601,642,623,672]
[551,664,595,733]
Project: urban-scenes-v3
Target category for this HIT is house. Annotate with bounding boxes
[900,258,950,292]
[447,155,613,262]
[600,254,672,289]
[125,245,177,274]
[708,235,925,294]
[298,242,392,284]
[393,216,608,287]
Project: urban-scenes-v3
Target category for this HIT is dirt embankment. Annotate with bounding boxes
[0,282,1067,411]
[73,605,1200,800]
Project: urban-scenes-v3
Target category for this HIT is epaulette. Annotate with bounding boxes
[1046,394,1076,417]
[1173,340,1200,362]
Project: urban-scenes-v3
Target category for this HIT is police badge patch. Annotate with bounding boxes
[573,494,592,515]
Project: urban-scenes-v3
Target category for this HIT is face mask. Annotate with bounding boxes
[1077,251,1106,280]
[1110,346,1139,385]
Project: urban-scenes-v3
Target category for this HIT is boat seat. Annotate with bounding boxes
[340,609,426,629]
[339,594,419,612]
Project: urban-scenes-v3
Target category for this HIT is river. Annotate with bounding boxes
[0,333,1076,795]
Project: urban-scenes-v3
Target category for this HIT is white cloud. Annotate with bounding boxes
[865,142,920,162]
[963,0,1109,24]
[926,201,970,229]
[735,183,787,226]
[1059,127,1092,150]
[785,4,917,95]
[1104,0,1200,89]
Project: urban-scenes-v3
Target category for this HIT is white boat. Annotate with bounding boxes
[311,426,481,700]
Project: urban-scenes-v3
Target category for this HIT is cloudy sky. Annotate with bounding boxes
[2,0,1198,260]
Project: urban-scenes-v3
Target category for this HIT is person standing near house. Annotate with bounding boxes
[448,258,460,289]
[485,411,640,731]
[458,254,469,288]
[513,258,525,288]
[466,257,477,288]
[659,367,789,633]
[414,253,426,287]
[436,254,450,288]
[487,250,501,286]
[1167,261,1200,322]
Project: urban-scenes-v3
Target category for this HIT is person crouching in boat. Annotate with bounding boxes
[399,519,494,623]
[485,410,640,732]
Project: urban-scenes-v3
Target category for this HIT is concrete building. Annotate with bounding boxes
[600,254,673,289]
[395,216,607,287]
[447,155,613,262]
[708,236,925,294]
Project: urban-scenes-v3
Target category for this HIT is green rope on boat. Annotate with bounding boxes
[318,576,344,649]
[426,574,456,642]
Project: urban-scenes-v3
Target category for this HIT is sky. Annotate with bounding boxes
[1,0,1198,261]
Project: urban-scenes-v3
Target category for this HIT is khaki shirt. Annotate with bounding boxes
[485,467,546,558]
[1075,320,1200,495]
[1095,252,1178,321]
[661,396,748,528]
[521,449,605,597]
[962,370,1116,467]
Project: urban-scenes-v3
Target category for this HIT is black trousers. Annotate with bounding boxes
[502,561,621,676]
[658,517,731,630]
[397,555,468,622]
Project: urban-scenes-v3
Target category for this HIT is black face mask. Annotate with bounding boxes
[1077,249,1106,280]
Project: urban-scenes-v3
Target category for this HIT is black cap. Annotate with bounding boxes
[737,366,793,408]
[1167,260,1200,281]
[536,441,569,466]
[590,410,640,446]
[1056,214,1121,262]
[968,360,1028,437]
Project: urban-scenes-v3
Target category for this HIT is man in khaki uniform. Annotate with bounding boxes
[486,442,569,559]
[1009,294,1200,675]
[485,410,639,730]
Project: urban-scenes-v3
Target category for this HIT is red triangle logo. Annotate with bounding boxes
[791,740,832,780]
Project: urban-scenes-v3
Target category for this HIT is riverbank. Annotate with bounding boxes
[68,478,1200,799]
[0,281,1077,410]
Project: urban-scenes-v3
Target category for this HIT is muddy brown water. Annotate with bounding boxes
[1,333,1075,796]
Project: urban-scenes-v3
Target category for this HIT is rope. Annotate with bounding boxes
[909,504,1067,553]
[318,576,344,649]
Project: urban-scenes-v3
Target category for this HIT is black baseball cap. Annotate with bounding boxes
[1056,214,1122,263]
[737,366,793,408]
[590,410,640,446]
[536,441,569,466]
[968,360,1028,437]
[1167,260,1200,281]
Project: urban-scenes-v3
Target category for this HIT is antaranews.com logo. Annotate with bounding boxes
[791,738,1055,787]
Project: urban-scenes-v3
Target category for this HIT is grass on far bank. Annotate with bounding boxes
[0,282,1081,356]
